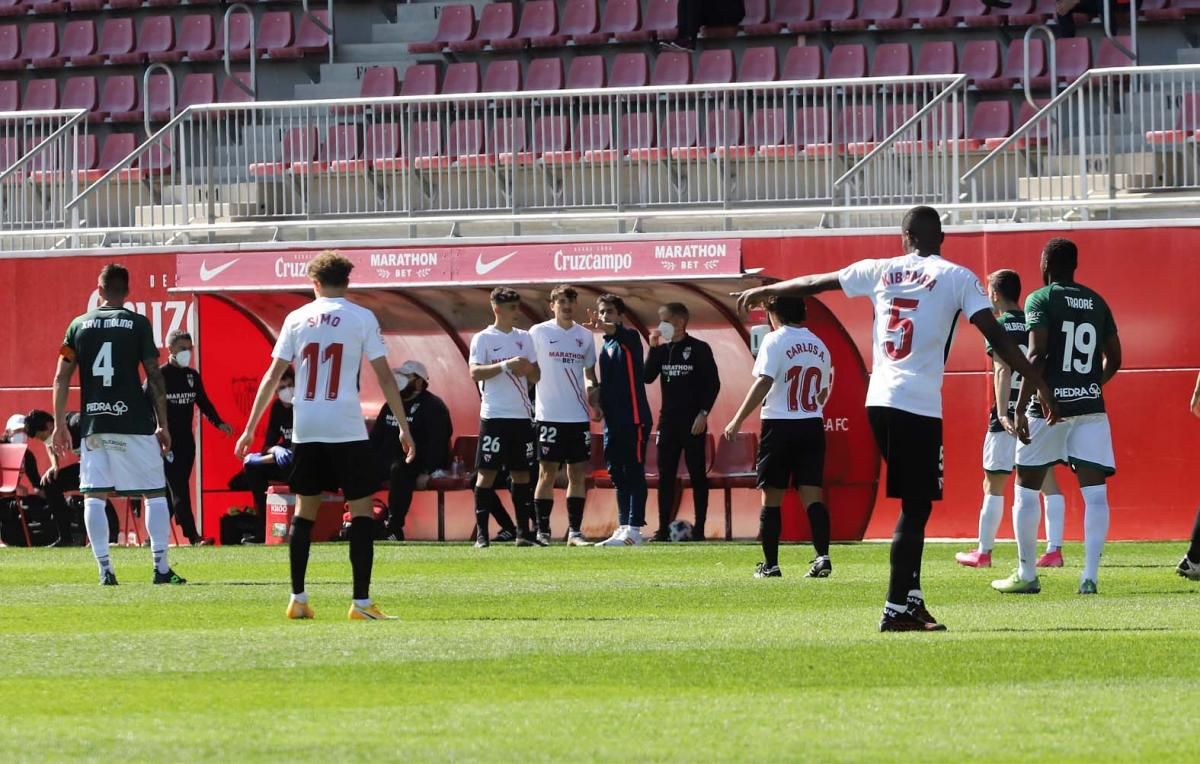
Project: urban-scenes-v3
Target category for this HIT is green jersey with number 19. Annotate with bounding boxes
[1024,282,1117,419]
[62,305,159,437]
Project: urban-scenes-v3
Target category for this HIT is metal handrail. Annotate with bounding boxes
[143,63,176,139]
[1025,24,1058,110]
[224,3,256,99]
[1104,0,1137,63]
[0,109,88,184]
[300,0,334,65]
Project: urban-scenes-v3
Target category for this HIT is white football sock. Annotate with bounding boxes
[84,497,112,574]
[291,592,308,604]
[145,496,172,574]
[978,494,1005,552]
[1043,494,1066,551]
[907,588,924,601]
[1080,485,1110,582]
[1012,486,1041,582]
[353,598,372,608]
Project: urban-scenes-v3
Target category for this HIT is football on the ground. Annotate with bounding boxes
[668,519,693,542]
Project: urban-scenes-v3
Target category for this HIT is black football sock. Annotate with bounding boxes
[349,516,375,601]
[888,498,932,606]
[487,490,516,533]
[1187,507,1200,563]
[474,485,497,540]
[760,505,781,568]
[806,501,831,558]
[535,498,553,535]
[289,516,314,595]
[512,483,534,536]
[566,496,586,534]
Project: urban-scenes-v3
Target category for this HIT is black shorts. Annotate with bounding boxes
[756,418,825,490]
[536,421,591,465]
[477,418,535,474]
[867,406,943,501]
[289,440,379,501]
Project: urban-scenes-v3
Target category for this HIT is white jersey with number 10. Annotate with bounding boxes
[272,296,389,444]
[752,325,833,421]
[838,253,992,419]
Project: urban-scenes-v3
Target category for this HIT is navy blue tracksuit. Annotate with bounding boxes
[598,325,654,527]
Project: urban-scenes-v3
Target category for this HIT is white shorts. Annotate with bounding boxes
[1015,413,1116,476]
[982,430,1017,473]
[79,433,167,496]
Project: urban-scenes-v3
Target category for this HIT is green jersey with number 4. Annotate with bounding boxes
[1024,282,1117,418]
[62,305,159,437]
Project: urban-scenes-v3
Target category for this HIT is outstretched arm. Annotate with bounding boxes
[730,272,843,315]
[235,358,290,458]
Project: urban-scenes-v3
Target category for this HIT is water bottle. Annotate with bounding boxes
[451,455,464,478]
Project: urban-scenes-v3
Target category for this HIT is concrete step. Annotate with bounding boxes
[335,42,417,63]
[133,201,258,227]
[318,62,377,84]
[294,81,364,100]
[372,20,437,43]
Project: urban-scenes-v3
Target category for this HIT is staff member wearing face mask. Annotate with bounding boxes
[2,413,41,495]
[370,361,453,540]
[146,331,233,545]
[235,365,296,541]
[644,302,721,541]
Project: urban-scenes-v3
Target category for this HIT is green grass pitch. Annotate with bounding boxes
[1,541,1198,762]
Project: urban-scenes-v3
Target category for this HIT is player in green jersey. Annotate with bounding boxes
[992,239,1121,596]
[53,264,187,586]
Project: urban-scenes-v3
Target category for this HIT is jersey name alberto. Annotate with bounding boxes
[838,253,991,419]
[1024,282,1117,418]
[469,325,537,420]
[529,320,597,424]
[752,326,833,421]
[985,309,1028,431]
[63,306,159,437]
[272,297,388,444]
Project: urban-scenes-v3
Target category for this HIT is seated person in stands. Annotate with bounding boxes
[22,409,119,546]
[370,361,452,540]
[228,366,295,543]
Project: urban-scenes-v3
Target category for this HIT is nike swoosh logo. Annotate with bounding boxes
[475,251,518,276]
[548,340,559,344]
[199,259,240,282]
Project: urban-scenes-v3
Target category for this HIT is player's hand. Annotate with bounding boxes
[590,406,604,423]
[731,285,773,316]
[691,412,708,436]
[507,357,534,377]
[50,425,71,457]
[154,427,171,455]
[722,421,739,442]
[400,430,417,464]
[1014,412,1031,444]
[234,431,254,458]
[219,423,234,436]
[1191,389,1200,418]
[1036,383,1062,425]
[583,309,616,334]
[40,467,57,487]
[648,329,663,348]
[415,473,431,490]
[1000,415,1018,437]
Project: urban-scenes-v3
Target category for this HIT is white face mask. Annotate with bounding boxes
[394,373,411,392]
[277,386,295,405]
[656,321,676,343]
[8,432,26,444]
[173,350,192,367]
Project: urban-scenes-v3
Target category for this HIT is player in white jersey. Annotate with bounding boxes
[724,295,835,579]
[469,287,542,547]
[734,206,1056,632]
[529,285,601,545]
[236,251,415,621]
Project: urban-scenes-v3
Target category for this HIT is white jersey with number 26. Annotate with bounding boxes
[752,325,833,421]
[838,253,991,419]
[272,296,389,444]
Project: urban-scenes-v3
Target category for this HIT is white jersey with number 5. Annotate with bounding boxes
[272,296,389,443]
[752,325,833,421]
[838,253,991,419]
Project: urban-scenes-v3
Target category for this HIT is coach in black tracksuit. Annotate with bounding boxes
[644,302,720,541]
[147,331,232,544]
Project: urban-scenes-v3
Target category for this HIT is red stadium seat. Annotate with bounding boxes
[482,59,521,93]
[651,51,691,86]
[84,133,136,183]
[521,114,571,163]
[99,76,139,122]
[1032,37,1091,88]
[60,20,97,66]
[1146,93,1200,144]
[486,116,527,165]
[358,66,397,101]
[294,125,360,174]
[771,0,816,31]
[531,0,596,47]
[258,11,294,58]
[400,63,440,98]
[740,47,779,83]
[249,126,318,176]
[449,1,514,52]
[355,122,402,173]
[696,49,734,85]
[716,107,786,158]
[833,0,900,29]
[29,0,66,14]
[605,111,655,161]
[30,133,97,183]
[526,57,563,91]
[744,0,787,33]
[1010,99,1051,148]
[177,72,216,111]
[675,108,742,159]
[923,0,994,26]
[0,0,23,17]
[0,25,20,72]
[629,109,698,162]
[442,62,480,97]
[192,14,250,63]
[1007,0,1055,26]
[792,0,856,32]
[219,71,255,104]
[110,0,143,10]
[1142,0,1185,20]
[573,0,639,45]
[960,40,1002,86]
[566,55,605,90]
[22,78,58,112]
[610,52,649,87]
[23,22,59,68]
[976,38,1044,91]
[0,80,17,111]
[878,0,947,28]
[145,73,174,121]
[567,113,619,162]
[895,101,969,152]
[139,16,177,65]
[839,106,876,154]
[409,4,475,54]
[99,19,140,66]
[619,0,676,41]
[62,75,97,113]
[417,118,480,169]
[965,100,1013,150]
[916,41,957,76]
[871,43,912,78]
[709,433,758,539]
[285,10,332,58]
[828,44,867,80]
[130,137,172,180]
[783,45,823,81]
[1096,36,1134,68]
[496,0,554,49]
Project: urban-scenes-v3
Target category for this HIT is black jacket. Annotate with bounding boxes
[644,335,721,432]
[145,363,226,446]
[260,400,294,453]
[370,389,452,475]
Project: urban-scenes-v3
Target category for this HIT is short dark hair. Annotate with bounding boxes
[766,294,807,324]
[99,263,130,296]
[24,409,52,437]
[597,293,626,315]
[662,302,689,319]
[1042,238,1078,277]
[168,330,192,347]
[549,284,578,302]
[490,287,521,304]
[901,205,943,251]
[307,250,354,288]
[987,269,1021,304]
[280,365,296,382]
